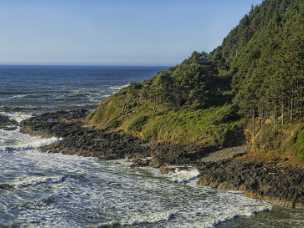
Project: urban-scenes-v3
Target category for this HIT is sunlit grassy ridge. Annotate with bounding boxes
[88,93,242,147]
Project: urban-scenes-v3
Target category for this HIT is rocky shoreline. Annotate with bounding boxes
[21,109,148,160]
[198,160,304,208]
[19,109,304,208]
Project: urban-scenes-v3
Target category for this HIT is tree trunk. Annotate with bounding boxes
[281,101,284,125]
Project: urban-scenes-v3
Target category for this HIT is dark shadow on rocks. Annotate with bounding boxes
[20,109,243,164]
[197,159,304,208]
[21,109,149,160]
[149,143,219,168]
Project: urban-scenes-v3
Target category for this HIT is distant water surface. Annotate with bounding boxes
[0,65,166,113]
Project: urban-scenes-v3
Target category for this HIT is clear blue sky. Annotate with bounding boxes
[0,0,263,65]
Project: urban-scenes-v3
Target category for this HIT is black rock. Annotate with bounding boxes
[198,160,304,208]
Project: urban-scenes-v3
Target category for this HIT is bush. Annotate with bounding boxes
[127,115,149,132]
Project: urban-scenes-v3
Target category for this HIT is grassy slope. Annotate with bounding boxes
[87,89,242,148]
[245,120,304,163]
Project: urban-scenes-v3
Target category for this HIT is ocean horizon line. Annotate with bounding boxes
[0,64,172,68]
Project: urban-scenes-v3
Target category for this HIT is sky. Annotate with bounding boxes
[0,0,263,66]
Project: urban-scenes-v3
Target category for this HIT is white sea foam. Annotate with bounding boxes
[110,84,129,93]
[139,165,200,186]
[110,84,129,90]
[132,165,272,227]
[0,128,59,151]
[87,94,110,103]
[198,192,272,228]
[0,112,272,228]
[9,94,27,99]
[167,167,200,185]
[0,141,272,228]
[12,175,65,188]
[119,210,177,226]
[0,111,32,123]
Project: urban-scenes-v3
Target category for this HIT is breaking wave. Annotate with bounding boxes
[0,111,32,123]
[0,128,59,151]
[0,122,272,227]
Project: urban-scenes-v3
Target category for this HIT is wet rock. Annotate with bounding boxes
[130,158,151,168]
[0,184,14,191]
[20,109,147,160]
[197,160,304,208]
[0,114,17,129]
[159,164,173,174]
[150,143,216,166]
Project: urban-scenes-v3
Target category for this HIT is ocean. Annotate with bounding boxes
[0,65,303,227]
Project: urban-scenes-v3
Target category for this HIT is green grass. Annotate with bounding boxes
[249,121,304,162]
[87,91,242,147]
[139,105,241,145]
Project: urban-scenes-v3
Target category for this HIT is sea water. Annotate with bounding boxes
[0,65,302,227]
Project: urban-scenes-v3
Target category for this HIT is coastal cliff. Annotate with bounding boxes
[21,0,304,207]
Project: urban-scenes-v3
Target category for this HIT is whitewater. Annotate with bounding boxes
[0,65,303,227]
[0,112,273,227]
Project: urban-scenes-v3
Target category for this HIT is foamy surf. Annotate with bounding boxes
[0,128,59,151]
[0,110,274,228]
[138,165,200,186]
[118,210,178,226]
[128,164,272,227]
[9,94,28,99]
[10,175,66,189]
[0,110,59,151]
[167,167,200,185]
[0,125,273,228]
[0,111,32,123]
[110,84,129,94]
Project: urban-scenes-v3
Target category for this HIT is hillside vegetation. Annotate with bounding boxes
[88,54,242,148]
[88,0,304,162]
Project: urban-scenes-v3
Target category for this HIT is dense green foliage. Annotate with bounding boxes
[133,51,230,110]
[88,0,304,159]
[87,51,238,147]
[213,0,304,123]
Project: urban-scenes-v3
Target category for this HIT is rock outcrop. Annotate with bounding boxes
[198,159,304,208]
[21,110,148,160]
[0,114,18,130]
